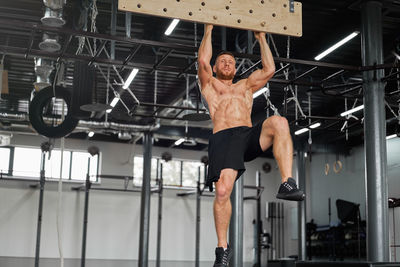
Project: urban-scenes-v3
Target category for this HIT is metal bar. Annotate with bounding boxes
[290,66,318,83]
[88,40,107,66]
[151,49,174,73]
[34,151,46,267]
[81,158,91,267]
[139,132,153,267]
[323,82,363,91]
[321,69,345,83]
[96,174,133,180]
[382,70,400,82]
[57,34,73,62]
[297,149,307,261]
[122,44,143,69]
[110,0,117,60]
[229,176,243,267]
[90,187,142,193]
[195,167,201,267]
[255,171,261,266]
[361,1,389,262]
[338,85,363,96]
[177,59,197,78]
[125,12,132,38]
[156,163,163,267]
[139,101,207,112]
[25,27,36,59]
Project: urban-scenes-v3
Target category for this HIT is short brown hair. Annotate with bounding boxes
[215,51,235,61]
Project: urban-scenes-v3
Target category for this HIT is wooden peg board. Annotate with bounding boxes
[119,0,302,37]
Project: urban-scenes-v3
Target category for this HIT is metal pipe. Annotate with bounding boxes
[361,1,389,262]
[138,132,153,267]
[110,0,117,60]
[229,176,243,267]
[156,163,163,267]
[297,150,307,260]
[255,171,261,266]
[34,150,46,267]
[80,157,91,267]
[195,166,201,267]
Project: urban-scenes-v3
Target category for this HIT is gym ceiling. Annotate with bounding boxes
[0,0,399,155]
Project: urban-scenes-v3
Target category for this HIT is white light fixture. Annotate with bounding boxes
[253,87,269,99]
[174,138,185,146]
[122,68,139,89]
[314,31,360,61]
[340,104,364,117]
[88,131,95,138]
[106,97,120,113]
[309,122,321,129]
[386,134,397,140]
[295,128,309,135]
[165,19,180,36]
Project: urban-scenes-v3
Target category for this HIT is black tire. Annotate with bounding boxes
[29,86,79,138]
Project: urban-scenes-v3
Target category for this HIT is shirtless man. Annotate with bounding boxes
[197,24,305,267]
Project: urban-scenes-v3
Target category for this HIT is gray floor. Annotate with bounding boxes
[0,257,255,267]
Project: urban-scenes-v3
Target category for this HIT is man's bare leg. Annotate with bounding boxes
[213,168,237,248]
[259,115,293,182]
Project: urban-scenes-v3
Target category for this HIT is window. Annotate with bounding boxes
[45,150,71,179]
[133,156,158,186]
[71,151,98,181]
[10,146,99,181]
[132,156,206,187]
[13,147,42,177]
[182,161,205,187]
[0,147,10,175]
[162,160,182,186]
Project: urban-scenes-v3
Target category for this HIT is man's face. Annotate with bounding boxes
[213,54,236,80]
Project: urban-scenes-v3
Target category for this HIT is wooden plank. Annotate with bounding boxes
[1,70,8,95]
[119,0,302,37]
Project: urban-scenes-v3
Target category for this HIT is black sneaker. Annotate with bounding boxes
[213,245,233,267]
[276,178,305,201]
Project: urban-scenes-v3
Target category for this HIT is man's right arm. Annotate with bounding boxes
[197,24,213,89]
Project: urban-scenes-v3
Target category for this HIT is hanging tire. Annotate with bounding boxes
[29,86,79,138]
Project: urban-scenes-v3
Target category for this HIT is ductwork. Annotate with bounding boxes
[41,1,65,27]
[33,58,54,90]
[39,33,61,52]
[0,112,160,133]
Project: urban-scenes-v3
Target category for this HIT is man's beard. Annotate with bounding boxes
[216,69,235,80]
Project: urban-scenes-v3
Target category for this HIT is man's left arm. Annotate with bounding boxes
[246,32,276,93]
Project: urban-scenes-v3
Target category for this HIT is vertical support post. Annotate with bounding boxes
[221,27,227,51]
[125,12,132,38]
[360,1,389,262]
[110,0,117,60]
[195,166,201,267]
[297,150,307,261]
[229,176,243,267]
[34,150,46,267]
[156,163,163,267]
[139,132,153,267]
[247,30,253,54]
[81,158,91,267]
[255,171,261,266]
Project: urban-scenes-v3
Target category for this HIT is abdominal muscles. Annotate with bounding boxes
[211,96,252,133]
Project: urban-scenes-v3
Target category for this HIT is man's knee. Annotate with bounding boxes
[215,174,235,202]
[264,115,289,133]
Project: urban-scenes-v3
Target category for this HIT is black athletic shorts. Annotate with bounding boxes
[206,121,265,192]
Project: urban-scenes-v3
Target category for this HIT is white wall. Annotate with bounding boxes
[0,133,295,264]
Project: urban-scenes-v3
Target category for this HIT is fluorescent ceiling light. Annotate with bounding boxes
[106,97,120,113]
[122,68,139,89]
[165,19,180,36]
[314,31,360,61]
[386,134,397,140]
[88,131,94,138]
[340,104,364,117]
[309,122,321,129]
[174,138,185,146]
[253,87,269,99]
[295,128,309,135]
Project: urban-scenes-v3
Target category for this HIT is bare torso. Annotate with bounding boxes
[201,77,254,133]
